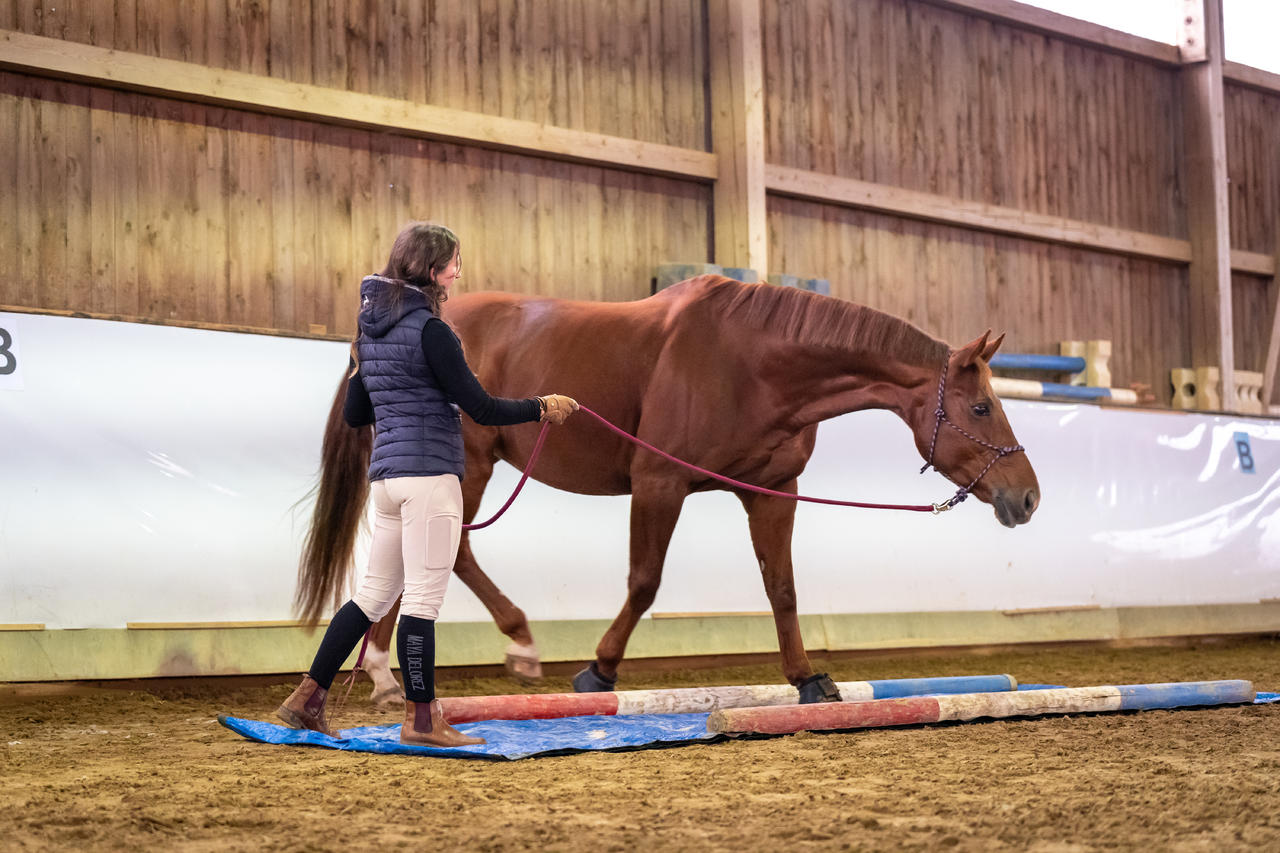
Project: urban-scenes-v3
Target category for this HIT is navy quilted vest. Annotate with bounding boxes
[356,276,465,481]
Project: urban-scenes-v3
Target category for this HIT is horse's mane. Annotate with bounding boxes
[696,277,948,366]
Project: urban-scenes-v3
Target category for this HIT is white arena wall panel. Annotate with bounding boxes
[1,312,1278,680]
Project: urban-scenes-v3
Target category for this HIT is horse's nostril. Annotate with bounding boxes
[1024,489,1039,514]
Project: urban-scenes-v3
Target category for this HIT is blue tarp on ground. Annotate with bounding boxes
[220,688,1279,761]
[219,712,722,761]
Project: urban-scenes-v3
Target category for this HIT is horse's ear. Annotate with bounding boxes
[981,332,1006,362]
[955,330,992,367]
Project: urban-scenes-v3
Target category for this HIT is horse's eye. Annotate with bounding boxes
[972,402,991,417]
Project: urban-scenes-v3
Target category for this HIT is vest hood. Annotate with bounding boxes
[358,275,433,338]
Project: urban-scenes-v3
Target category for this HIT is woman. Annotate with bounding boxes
[277,222,577,747]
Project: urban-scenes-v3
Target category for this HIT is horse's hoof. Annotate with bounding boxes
[504,642,543,683]
[797,673,842,704]
[572,662,617,693]
[370,685,406,711]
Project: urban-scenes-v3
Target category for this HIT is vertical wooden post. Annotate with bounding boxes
[1179,0,1236,410]
[707,0,768,275]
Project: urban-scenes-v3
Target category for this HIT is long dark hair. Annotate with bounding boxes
[349,221,460,374]
[379,221,458,315]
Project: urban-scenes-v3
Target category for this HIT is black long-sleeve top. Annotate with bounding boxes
[344,317,541,428]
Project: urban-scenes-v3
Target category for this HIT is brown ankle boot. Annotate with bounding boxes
[276,675,333,736]
[400,699,485,747]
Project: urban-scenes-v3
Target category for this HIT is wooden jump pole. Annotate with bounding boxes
[438,675,1018,724]
[705,680,1255,735]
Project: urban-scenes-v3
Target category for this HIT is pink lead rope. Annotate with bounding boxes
[462,402,949,531]
[576,404,940,513]
[462,414,554,530]
[339,396,971,722]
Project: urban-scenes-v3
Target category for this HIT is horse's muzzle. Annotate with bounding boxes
[992,487,1039,528]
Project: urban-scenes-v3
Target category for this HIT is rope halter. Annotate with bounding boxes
[919,356,1026,514]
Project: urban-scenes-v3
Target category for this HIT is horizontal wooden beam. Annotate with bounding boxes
[915,2,1280,92]
[768,165,1271,276]
[0,29,718,182]
[1231,249,1277,277]
[766,164,1194,264]
[917,0,1182,65]
[1224,61,1280,96]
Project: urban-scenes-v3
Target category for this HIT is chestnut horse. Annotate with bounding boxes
[295,275,1039,706]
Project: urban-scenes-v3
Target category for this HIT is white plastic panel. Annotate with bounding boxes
[0,313,337,628]
[2,312,1277,629]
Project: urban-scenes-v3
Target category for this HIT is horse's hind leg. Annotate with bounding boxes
[364,597,404,710]
[576,478,686,690]
[452,427,542,680]
[739,484,840,702]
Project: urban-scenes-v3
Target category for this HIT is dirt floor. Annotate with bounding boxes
[4,637,1280,852]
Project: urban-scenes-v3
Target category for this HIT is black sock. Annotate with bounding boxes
[306,600,373,689]
[397,615,436,703]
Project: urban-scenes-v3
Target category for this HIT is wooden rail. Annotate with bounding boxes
[923,0,1280,100]
[0,29,718,183]
[767,164,1274,275]
[919,0,1182,66]
[1224,61,1280,96]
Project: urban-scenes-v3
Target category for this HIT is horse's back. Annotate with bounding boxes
[447,281,724,371]
[446,276,773,400]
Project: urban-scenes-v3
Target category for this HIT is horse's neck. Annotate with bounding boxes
[739,307,942,430]
[777,346,937,429]
[695,281,944,429]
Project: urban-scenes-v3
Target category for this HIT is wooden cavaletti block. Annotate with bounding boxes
[1171,368,1197,409]
[1058,340,1110,388]
[1235,370,1264,415]
[1171,366,1244,411]
[1086,340,1112,388]
[1195,366,1222,410]
[1060,340,1087,386]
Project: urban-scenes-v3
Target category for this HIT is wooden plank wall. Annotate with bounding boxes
[1225,87,1280,256]
[767,198,1188,396]
[764,0,1184,236]
[762,0,1191,403]
[0,0,1277,408]
[0,0,707,150]
[0,72,709,335]
[1225,83,1280,373]
[0,1,710,335]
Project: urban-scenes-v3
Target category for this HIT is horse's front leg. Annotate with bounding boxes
[574,477,687,691]
[453,430,541,680]
[739,484,841,703]
[364,597,404,710]
[453,533,541,680]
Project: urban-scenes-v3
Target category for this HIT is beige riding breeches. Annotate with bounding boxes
[352,474,463,622]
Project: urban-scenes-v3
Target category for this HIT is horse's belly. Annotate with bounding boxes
[496,430,633,497]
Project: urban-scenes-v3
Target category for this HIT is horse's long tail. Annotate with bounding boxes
[294,373,372,627]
